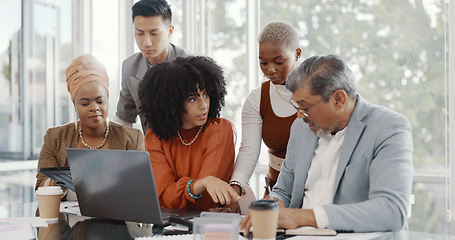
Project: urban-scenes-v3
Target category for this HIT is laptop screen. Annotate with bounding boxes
[66,148,164,224]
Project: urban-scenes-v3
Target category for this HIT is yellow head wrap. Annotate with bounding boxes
[65,54,109,102]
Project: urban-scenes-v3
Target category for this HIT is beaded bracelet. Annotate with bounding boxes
[187,179,202,200]
[229,180,244,196]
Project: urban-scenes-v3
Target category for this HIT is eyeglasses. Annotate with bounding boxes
[288,98,324,118]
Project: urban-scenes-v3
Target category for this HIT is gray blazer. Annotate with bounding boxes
[270,95,413,232]
[115,43,188,132]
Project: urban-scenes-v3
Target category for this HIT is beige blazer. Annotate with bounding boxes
[35,121,144,190]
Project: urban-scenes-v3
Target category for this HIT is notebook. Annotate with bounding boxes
[66,148,200,224]
[277,226,337,236]
[135,235,249,240]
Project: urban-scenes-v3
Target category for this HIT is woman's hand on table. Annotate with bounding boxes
[193,176,240,205]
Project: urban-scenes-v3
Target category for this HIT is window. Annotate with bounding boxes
[92,0,120,120]
[0,0,76,204]
[203,0,248,129]
[0,0,453,235]
[194,0,451,235]
[0,0,75,160]
[0,0,21,157]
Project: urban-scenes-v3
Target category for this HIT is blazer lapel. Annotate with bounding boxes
[301,132,319,174]
[333,95,367,194]
[129,56,150,106]
[135,57,149,81]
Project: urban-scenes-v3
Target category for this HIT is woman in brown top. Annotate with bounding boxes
[35,54,144,194]
[230,22,301,196]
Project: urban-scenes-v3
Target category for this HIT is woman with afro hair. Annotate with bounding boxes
[138,56,239,211]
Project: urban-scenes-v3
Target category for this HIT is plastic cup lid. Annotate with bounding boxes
[249,200,279,210]
[36,186,63,195]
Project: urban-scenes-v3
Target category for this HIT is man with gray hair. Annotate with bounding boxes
[241,55,413,233]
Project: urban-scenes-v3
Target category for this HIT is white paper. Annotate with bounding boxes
[59,201,81,215]
[0,222,36,240]
[238,186,256,214]
[135,233,248,240]
[0,217,47,228]
[285,232,388,240]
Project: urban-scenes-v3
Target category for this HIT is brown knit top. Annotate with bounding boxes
[260,80,297,159]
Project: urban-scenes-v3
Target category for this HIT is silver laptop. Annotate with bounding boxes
[66,148,189,224]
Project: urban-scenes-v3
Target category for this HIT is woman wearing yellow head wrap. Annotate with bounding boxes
[35,54,145,198]
[66,54,110,149]
[66,53,110,103]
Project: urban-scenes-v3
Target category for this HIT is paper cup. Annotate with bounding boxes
[249,200,279,240]
[36,186,63,223]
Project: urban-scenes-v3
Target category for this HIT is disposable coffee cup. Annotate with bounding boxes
[249,200,279,240]
[36,186,63,223]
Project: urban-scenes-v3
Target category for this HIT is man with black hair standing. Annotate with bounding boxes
[115,0,189,132]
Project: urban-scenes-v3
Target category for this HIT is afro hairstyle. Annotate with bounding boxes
[138,56,227,140]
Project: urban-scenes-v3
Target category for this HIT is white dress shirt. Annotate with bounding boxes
[303,128,346,228]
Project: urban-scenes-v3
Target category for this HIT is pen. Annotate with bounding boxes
[265,176,272,193]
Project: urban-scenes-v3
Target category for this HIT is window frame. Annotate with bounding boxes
[449,0,455,233]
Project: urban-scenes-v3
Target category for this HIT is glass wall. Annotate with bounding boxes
[204,0,248,129]
[200,0,450,235]
[0,0,453,235]
[0,0,21,158]
[259,0,449,234]
[0,0,76,205]
[0,0,74,160]
[167,0,183,46]
[261,0,448,234]
[92,0,120,121]
[25,0,74,156]
[261,0,448,174]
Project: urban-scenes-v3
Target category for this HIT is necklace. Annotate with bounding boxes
[274,84,289,103]
[78,120,109,149]
[177,126,204,146]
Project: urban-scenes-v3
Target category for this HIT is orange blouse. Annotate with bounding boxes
[144,118,235,210]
